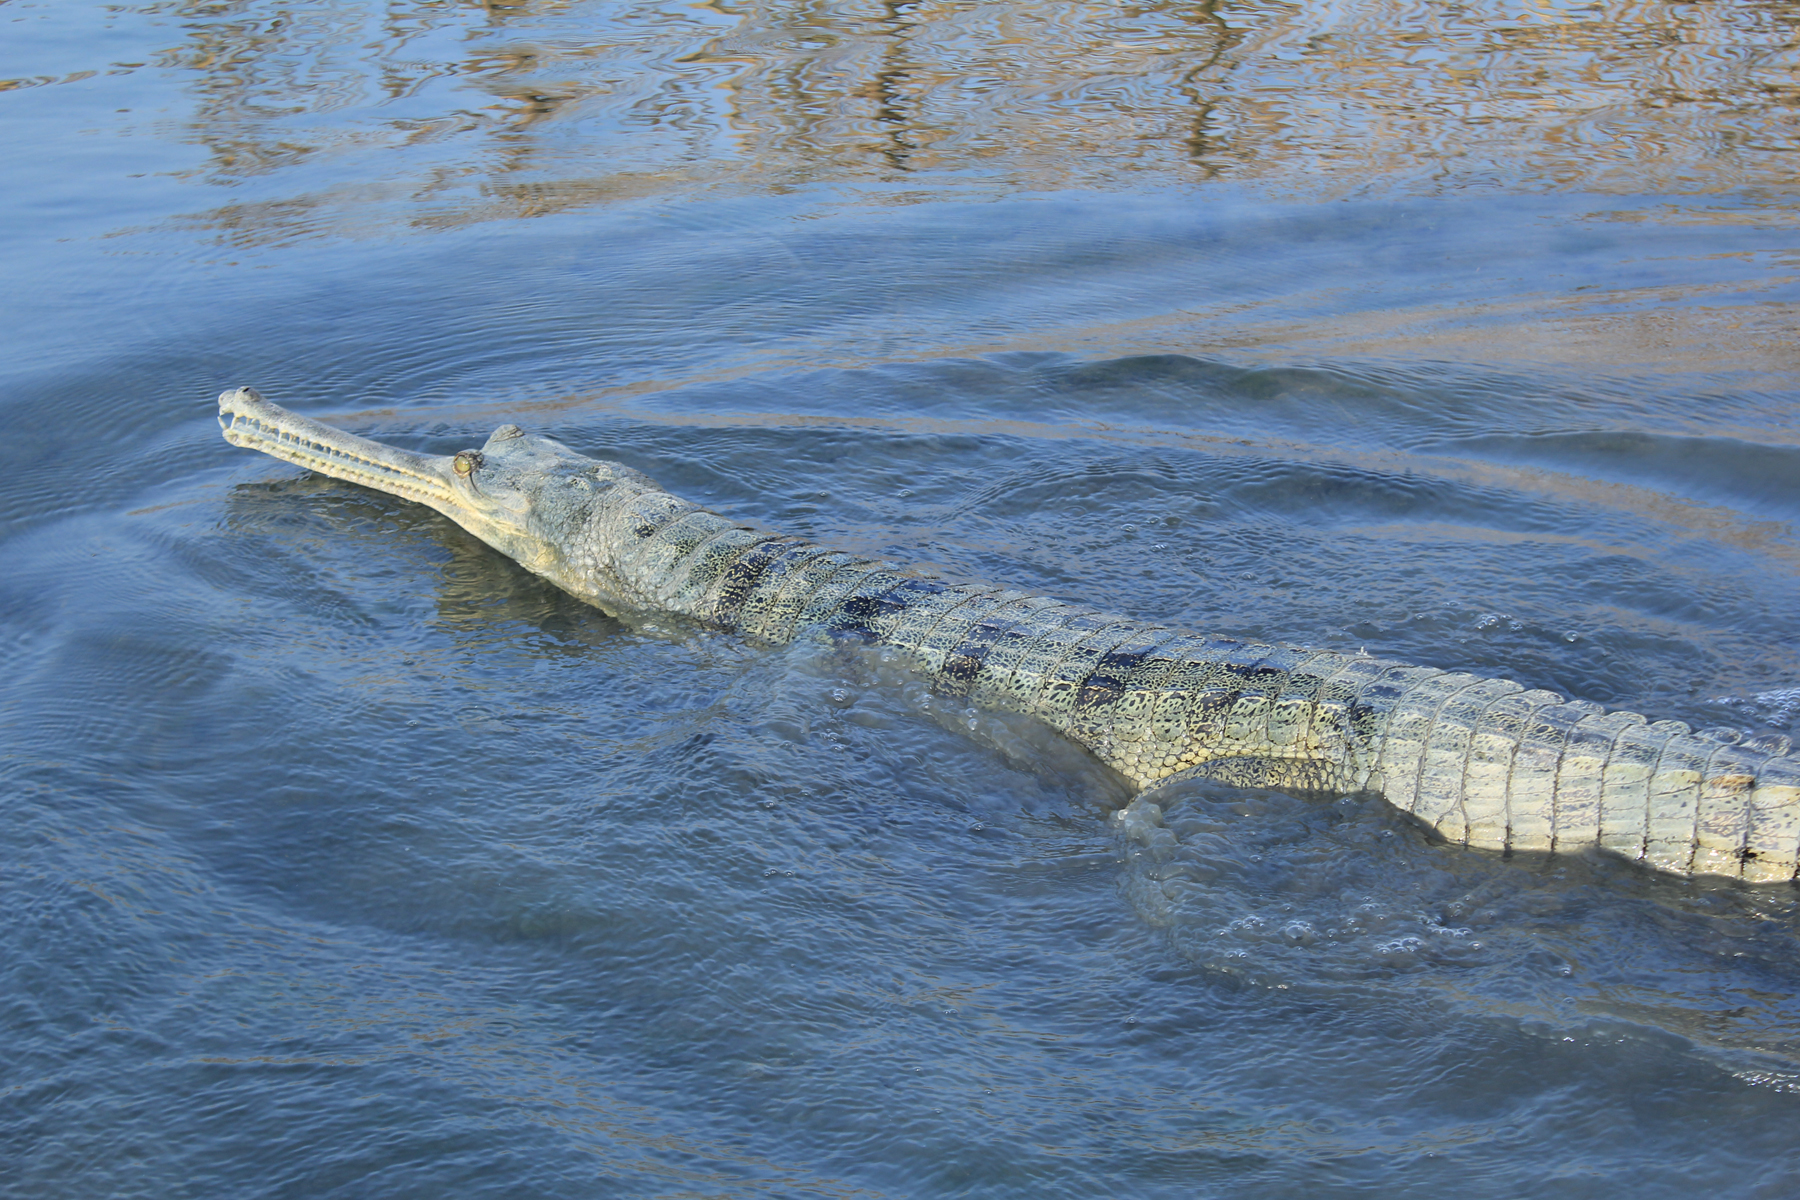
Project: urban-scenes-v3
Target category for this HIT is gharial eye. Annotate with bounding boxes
[453,451,483,477]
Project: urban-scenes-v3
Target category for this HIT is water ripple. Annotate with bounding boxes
[13,0,1791,243]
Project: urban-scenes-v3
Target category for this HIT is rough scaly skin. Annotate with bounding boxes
[218,388,1800,883]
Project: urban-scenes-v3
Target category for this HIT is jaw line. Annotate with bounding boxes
[218,387,457,509]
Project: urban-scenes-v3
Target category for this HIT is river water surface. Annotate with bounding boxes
[6,1,1800,1196]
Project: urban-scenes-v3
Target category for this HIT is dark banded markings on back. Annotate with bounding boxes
[831,579,934,637]
[1073,630,1168,712]
[671,526,767,608]
[881,581,998,661]
[1256,651,1338,752]
[936,597,1065,696]
[926,599,1009,689]
[1004,613,1119,707]
[916,591,1024,677]
[1184,642,1277,711]
[724,540,836,641]
[1352,673,1413,709]
[1311,657,1409,744]
[706,536,808,629]
[1175,643,1311,751]
[1312,655,1391,704]
[1207,642,1313,698]
[1186,686,1240,743]
[938,640,989,687]
[962,605,1084,708]
[1341,663,1435,756]
[871,578,958,618]
[794,562,910,631]
[1098,635,1210,745]
[819,574,935,642]
[1143,652,1221,745]
[736,548,858,643]
[1029,624,1144,731]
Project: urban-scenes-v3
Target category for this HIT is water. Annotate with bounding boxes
[5,1,1800,1195]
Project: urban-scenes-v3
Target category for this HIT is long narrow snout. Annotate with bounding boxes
[218,387,456,508]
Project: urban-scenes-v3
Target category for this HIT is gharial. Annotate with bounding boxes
[218,386,1800,883]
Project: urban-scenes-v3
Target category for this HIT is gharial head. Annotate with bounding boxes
[217,387,654,579]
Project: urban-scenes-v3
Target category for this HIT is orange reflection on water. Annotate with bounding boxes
[64,0,1793,241]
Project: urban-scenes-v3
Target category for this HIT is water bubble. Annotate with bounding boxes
[1122,523,1139,533]
[1751,686,1800,723]
[1151,542,1169,552]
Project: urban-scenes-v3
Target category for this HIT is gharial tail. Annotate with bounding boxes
[1372,677,1800,882]
[1134,660,1800,883]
